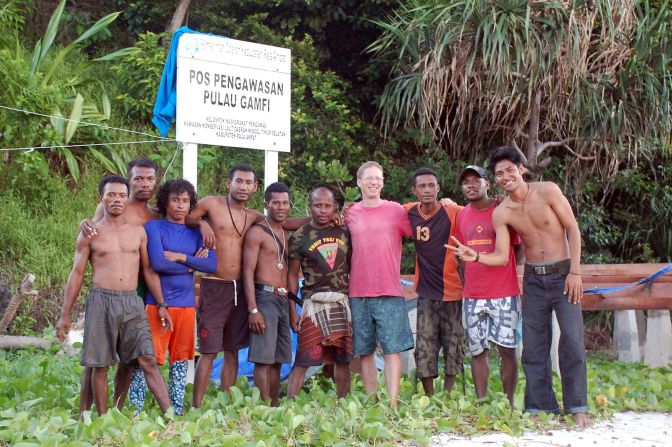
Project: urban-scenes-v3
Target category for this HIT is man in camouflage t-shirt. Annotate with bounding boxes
[286,187,352,398]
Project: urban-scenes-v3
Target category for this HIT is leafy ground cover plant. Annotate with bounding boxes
[0,348,670,446]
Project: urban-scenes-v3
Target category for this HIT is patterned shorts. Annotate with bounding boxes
[414,298,466,378]
[462,296,520,356]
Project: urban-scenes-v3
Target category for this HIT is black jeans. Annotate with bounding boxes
[522,272,588,415]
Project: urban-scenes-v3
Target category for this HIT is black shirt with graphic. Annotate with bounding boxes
[288,223,350,300]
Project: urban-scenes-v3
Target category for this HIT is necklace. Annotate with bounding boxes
[510,184,531,211]
[264,216,286,270]
[227,196,247,238]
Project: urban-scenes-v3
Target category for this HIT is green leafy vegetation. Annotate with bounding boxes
[1,0,671,336]
[0,0,136,183]
[369,0,672,178]
[0,349,670,446]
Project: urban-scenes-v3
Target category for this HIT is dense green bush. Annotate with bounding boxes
[110,31,166,121]
[0,348,670,445]
[0,167,103,333]
[0,0,138,183]
[542,152,672,263]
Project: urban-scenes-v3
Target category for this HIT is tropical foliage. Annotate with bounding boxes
[1,0,672,336]
[370,0,672,180]
[0,348,670,446]
[0,0,137,182]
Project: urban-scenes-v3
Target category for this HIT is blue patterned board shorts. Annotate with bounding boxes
[350,296,414,356]
[462,296,520,356]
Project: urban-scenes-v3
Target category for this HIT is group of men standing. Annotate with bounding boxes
[56,146,591,427]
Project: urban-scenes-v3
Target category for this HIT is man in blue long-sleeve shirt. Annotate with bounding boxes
[128,179,217,415]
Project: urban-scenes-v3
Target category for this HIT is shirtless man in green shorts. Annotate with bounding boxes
[242,182,293,406]
[78,158,161,415]
[57,175,171,415]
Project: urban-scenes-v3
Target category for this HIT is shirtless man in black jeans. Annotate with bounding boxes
[449,146,591,427]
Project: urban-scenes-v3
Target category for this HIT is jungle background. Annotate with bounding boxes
[0,1,671,445]
[0,0,671,335]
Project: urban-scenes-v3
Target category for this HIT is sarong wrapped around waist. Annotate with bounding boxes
[298,291,352,353]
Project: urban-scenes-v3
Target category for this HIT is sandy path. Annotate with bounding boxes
[431,412,672,446]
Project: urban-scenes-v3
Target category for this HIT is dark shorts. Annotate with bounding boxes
[248,290,292,365]
[414,298,466,378]
[198,278,249,353]
[350,296,414,356]
[81,288,154,367]
[294,345,352,367]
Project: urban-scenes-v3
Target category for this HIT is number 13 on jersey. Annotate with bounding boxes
[416,225,430,241]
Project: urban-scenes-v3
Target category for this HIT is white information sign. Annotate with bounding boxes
[176,34,291,152]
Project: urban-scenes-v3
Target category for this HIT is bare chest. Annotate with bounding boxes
[91,230,141,258]
[503,200,561,239]
[211,206,252,240]
[260,230,288,259]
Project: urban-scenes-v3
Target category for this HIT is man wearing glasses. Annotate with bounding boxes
[346,161,413,408]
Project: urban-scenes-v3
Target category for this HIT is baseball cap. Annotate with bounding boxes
[458,165,487,183]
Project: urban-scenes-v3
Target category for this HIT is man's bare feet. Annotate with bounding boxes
[573,412,592,428]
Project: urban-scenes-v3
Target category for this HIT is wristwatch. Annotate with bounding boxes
[157,302,168,309]
[249,308,259,315]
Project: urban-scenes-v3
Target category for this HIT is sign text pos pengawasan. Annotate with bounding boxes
[176,34,291,152]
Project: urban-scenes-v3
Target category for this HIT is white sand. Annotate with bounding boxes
[431,412,672,446]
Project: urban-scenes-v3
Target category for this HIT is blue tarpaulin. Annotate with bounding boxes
[209,295,302,386]
[209,331,298,386]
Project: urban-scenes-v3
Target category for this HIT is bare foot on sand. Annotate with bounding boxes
[573,412,592,428]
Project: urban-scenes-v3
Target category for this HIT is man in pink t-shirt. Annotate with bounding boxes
[347,161,413,408]
[454,165,523,405]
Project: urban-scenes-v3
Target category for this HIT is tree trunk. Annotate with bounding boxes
[525,91,542,179]
[0,274,37,334]
[166,0,192,35]
[0,335,53,350]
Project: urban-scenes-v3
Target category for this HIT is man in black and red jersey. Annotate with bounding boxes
[403,167,466,395]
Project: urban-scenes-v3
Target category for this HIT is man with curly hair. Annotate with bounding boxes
[128,179,217,415]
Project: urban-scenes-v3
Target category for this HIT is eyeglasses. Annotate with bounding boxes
[361,176,384,183]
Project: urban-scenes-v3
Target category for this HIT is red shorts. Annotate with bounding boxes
[146,305,195,365]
